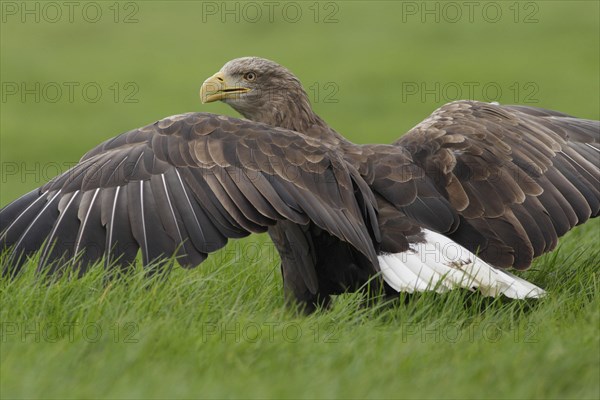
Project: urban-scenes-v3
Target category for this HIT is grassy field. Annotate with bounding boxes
[1,1,599,399]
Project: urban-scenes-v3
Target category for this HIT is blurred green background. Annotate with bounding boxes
[1,2,599,399]
[1,1,598,206]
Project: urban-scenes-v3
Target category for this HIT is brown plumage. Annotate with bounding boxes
[202,57,598,272]
[1,57,598,310]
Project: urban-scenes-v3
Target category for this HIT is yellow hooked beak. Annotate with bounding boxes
[200,71,251,103]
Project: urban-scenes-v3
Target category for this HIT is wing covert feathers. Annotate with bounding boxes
[1,113,380,275]
[388,100,599,270]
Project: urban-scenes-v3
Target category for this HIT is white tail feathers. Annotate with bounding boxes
[378,229,545,299]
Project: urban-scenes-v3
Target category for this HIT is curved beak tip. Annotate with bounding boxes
[200,71,251,104]
[200,81,221,104]
[200,72,226,104]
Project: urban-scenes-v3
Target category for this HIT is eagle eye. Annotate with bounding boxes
[243,72,257,81]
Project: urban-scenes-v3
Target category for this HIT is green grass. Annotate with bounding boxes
[1,224,599,399]
[1,1,599,399]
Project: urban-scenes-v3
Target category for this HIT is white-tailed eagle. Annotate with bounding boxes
[1,57,598,310]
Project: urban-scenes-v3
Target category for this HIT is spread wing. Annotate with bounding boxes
[0,113,379,275]
[384,100,599,269]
